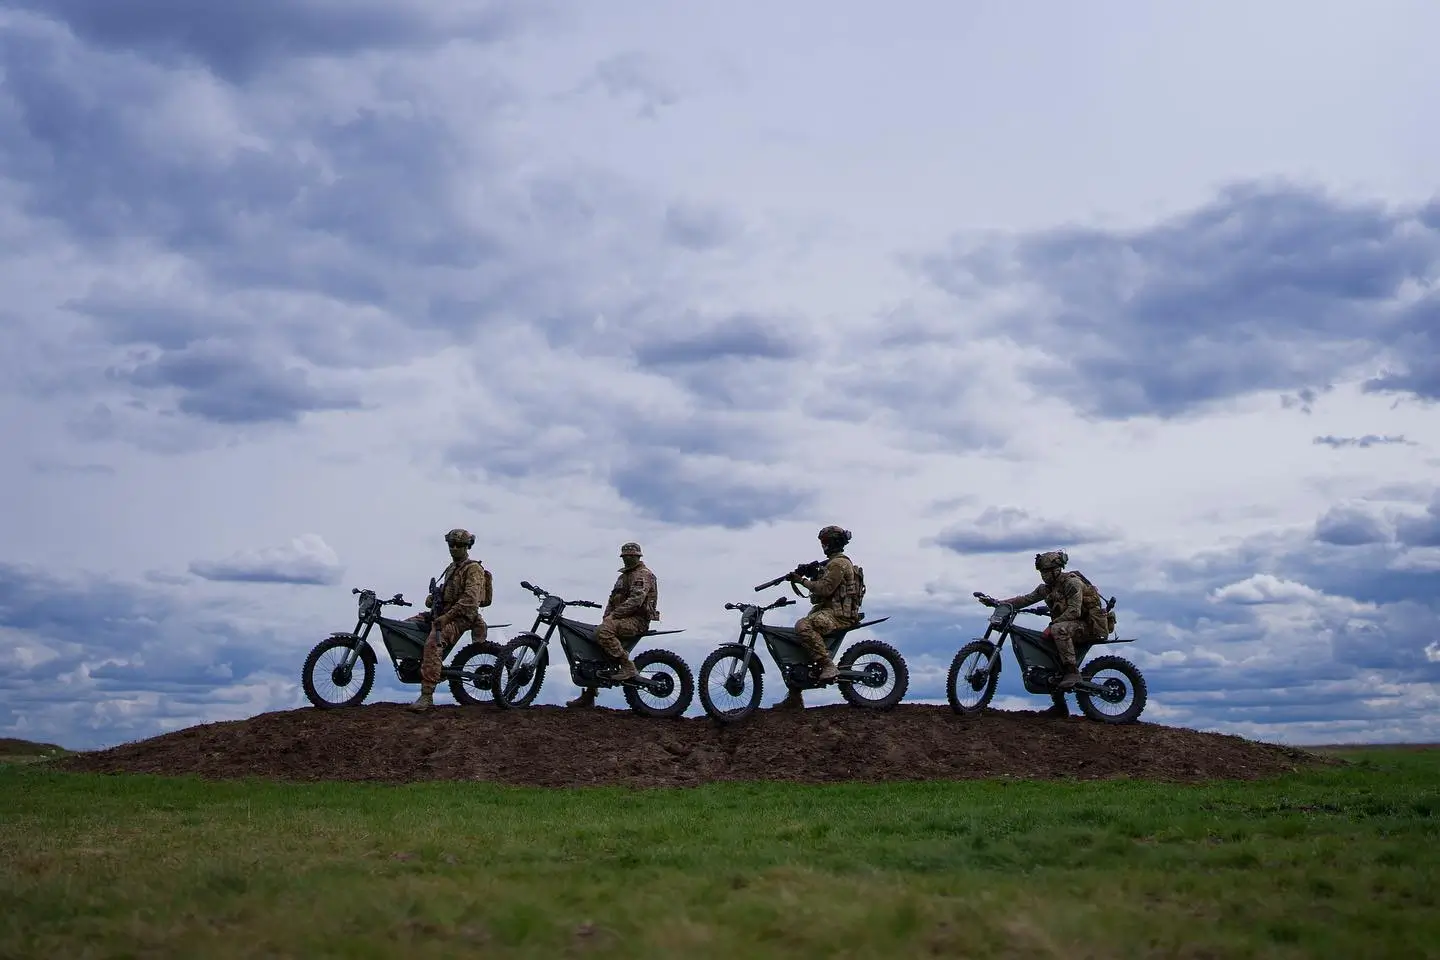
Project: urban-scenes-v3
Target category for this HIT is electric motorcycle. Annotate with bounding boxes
[696,593,907,722]
[490,580,694,718]
[946,591,1148,723]
[301,586,509,709]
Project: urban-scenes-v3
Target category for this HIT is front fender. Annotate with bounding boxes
[715,643,764,674]
[329,633,376,666]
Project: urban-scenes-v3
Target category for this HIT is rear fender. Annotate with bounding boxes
[715,642,764,673]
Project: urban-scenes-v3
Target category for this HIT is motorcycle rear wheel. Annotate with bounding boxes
[447,640,507,706]
[838,639,909,709]
[623,648,694,718]
[1074,654,1147,724]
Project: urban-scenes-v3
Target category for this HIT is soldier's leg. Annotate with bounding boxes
[793,613,839,682]
[1048,622,1083,690]
[410,620,462,711]
[599,616,643,681]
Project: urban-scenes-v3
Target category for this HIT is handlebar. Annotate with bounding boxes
[725,595,795,613]
[519,580,599,608]
[350,587,412,607]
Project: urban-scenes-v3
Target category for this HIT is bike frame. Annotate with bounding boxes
[330,588,508,686]
[512,581,683,691]
[979,600,1132,695]
[717,595,891,690]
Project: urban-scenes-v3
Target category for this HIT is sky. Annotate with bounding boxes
[2,0,1438,750]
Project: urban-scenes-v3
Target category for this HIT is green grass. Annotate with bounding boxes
[3,749,1436,959]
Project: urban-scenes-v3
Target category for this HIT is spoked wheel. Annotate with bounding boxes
[946,640,1001,714]
[447,640,507,706]
[623,649,694,718]
[698,648,764,722]
[1074,654,1148,724]
[301,637,375,709]
[493,636,547,708]
[837,639,909,709]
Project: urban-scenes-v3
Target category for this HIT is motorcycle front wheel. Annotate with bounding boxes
[946,640,1000,714]
[697,648,764,722]
[492,636,547,708]
[301,637,375,709]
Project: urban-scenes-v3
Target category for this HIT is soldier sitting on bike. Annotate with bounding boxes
[566,542,658,708]
[774,525,861,710]
[979,549,1097,717]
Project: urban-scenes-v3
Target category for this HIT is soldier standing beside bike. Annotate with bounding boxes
[408,528,491,712]
[776,525,861,710]
[567,542,658,708]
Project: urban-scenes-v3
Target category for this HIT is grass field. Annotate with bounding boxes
[2,747,1436,959]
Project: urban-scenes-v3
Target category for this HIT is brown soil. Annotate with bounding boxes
[55,703,1328,788]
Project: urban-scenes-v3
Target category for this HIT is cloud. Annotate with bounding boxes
[10,0,546,82]
[916,182,1440,419]
[189,535,344,585]
[1395,494,1440,548]
[1313,506,1389,546]
[609,450,811,530]
[570,51,678,118]
[934,507,1117,554]
[1313,434,1415,448]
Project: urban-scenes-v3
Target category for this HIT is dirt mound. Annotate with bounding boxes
[56,703,1326,787]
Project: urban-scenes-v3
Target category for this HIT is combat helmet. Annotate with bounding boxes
[445,528,476,548]
[1034,550,1068,571]
[818,525,852,548]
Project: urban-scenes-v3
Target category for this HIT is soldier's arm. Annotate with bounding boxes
[438,564,484,626]
[609,571,652,618]
[997,584,1047,608]
[804,560,846,602]
[1050,577,1084,622]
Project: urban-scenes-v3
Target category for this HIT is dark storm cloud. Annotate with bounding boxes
[918,181,1440,418]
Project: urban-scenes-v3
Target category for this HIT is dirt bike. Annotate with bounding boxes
[301,586,510,709]
[490,580,695,718]
[946,590,1147,723]
[696,592,908,722]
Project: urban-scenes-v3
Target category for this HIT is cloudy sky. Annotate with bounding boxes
[3,0,1438,751]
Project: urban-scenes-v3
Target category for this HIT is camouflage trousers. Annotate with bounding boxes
[594,615,647,661]
[1045,621,1086,667]
[794,610,856,662]
[413,614,487,691]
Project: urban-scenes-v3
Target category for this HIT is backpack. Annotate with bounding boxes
[477,562,493,608]
[847,563,867,618]
[1068,570,1114,637]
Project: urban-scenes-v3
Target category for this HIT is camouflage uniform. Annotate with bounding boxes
[994,550,1089,711]
[567,542,657,708]
[777,525,860,709]
[409,528,489,712]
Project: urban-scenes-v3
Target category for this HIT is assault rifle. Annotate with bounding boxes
[754,559,828,594]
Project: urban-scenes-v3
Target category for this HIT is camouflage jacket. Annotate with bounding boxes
[802,553,860,622]
[433,559,487,626]
[605,561,659,622]
[999,572,1085,625]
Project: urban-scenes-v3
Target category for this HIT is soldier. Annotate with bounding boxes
[775,525,862,710]
[408,528,490,713]
[980,549,1091,716]
[566,542,659,709]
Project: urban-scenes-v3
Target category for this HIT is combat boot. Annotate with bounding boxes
[1043,693,1069,717]
[816,656,839,683]
[610,657,638,682]
[1057,662,1082,691]
[566,688,597,708]
[772,688,805,710]
[408,689,434,712]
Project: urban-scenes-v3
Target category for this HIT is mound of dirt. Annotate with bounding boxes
[56,703,1326,787]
